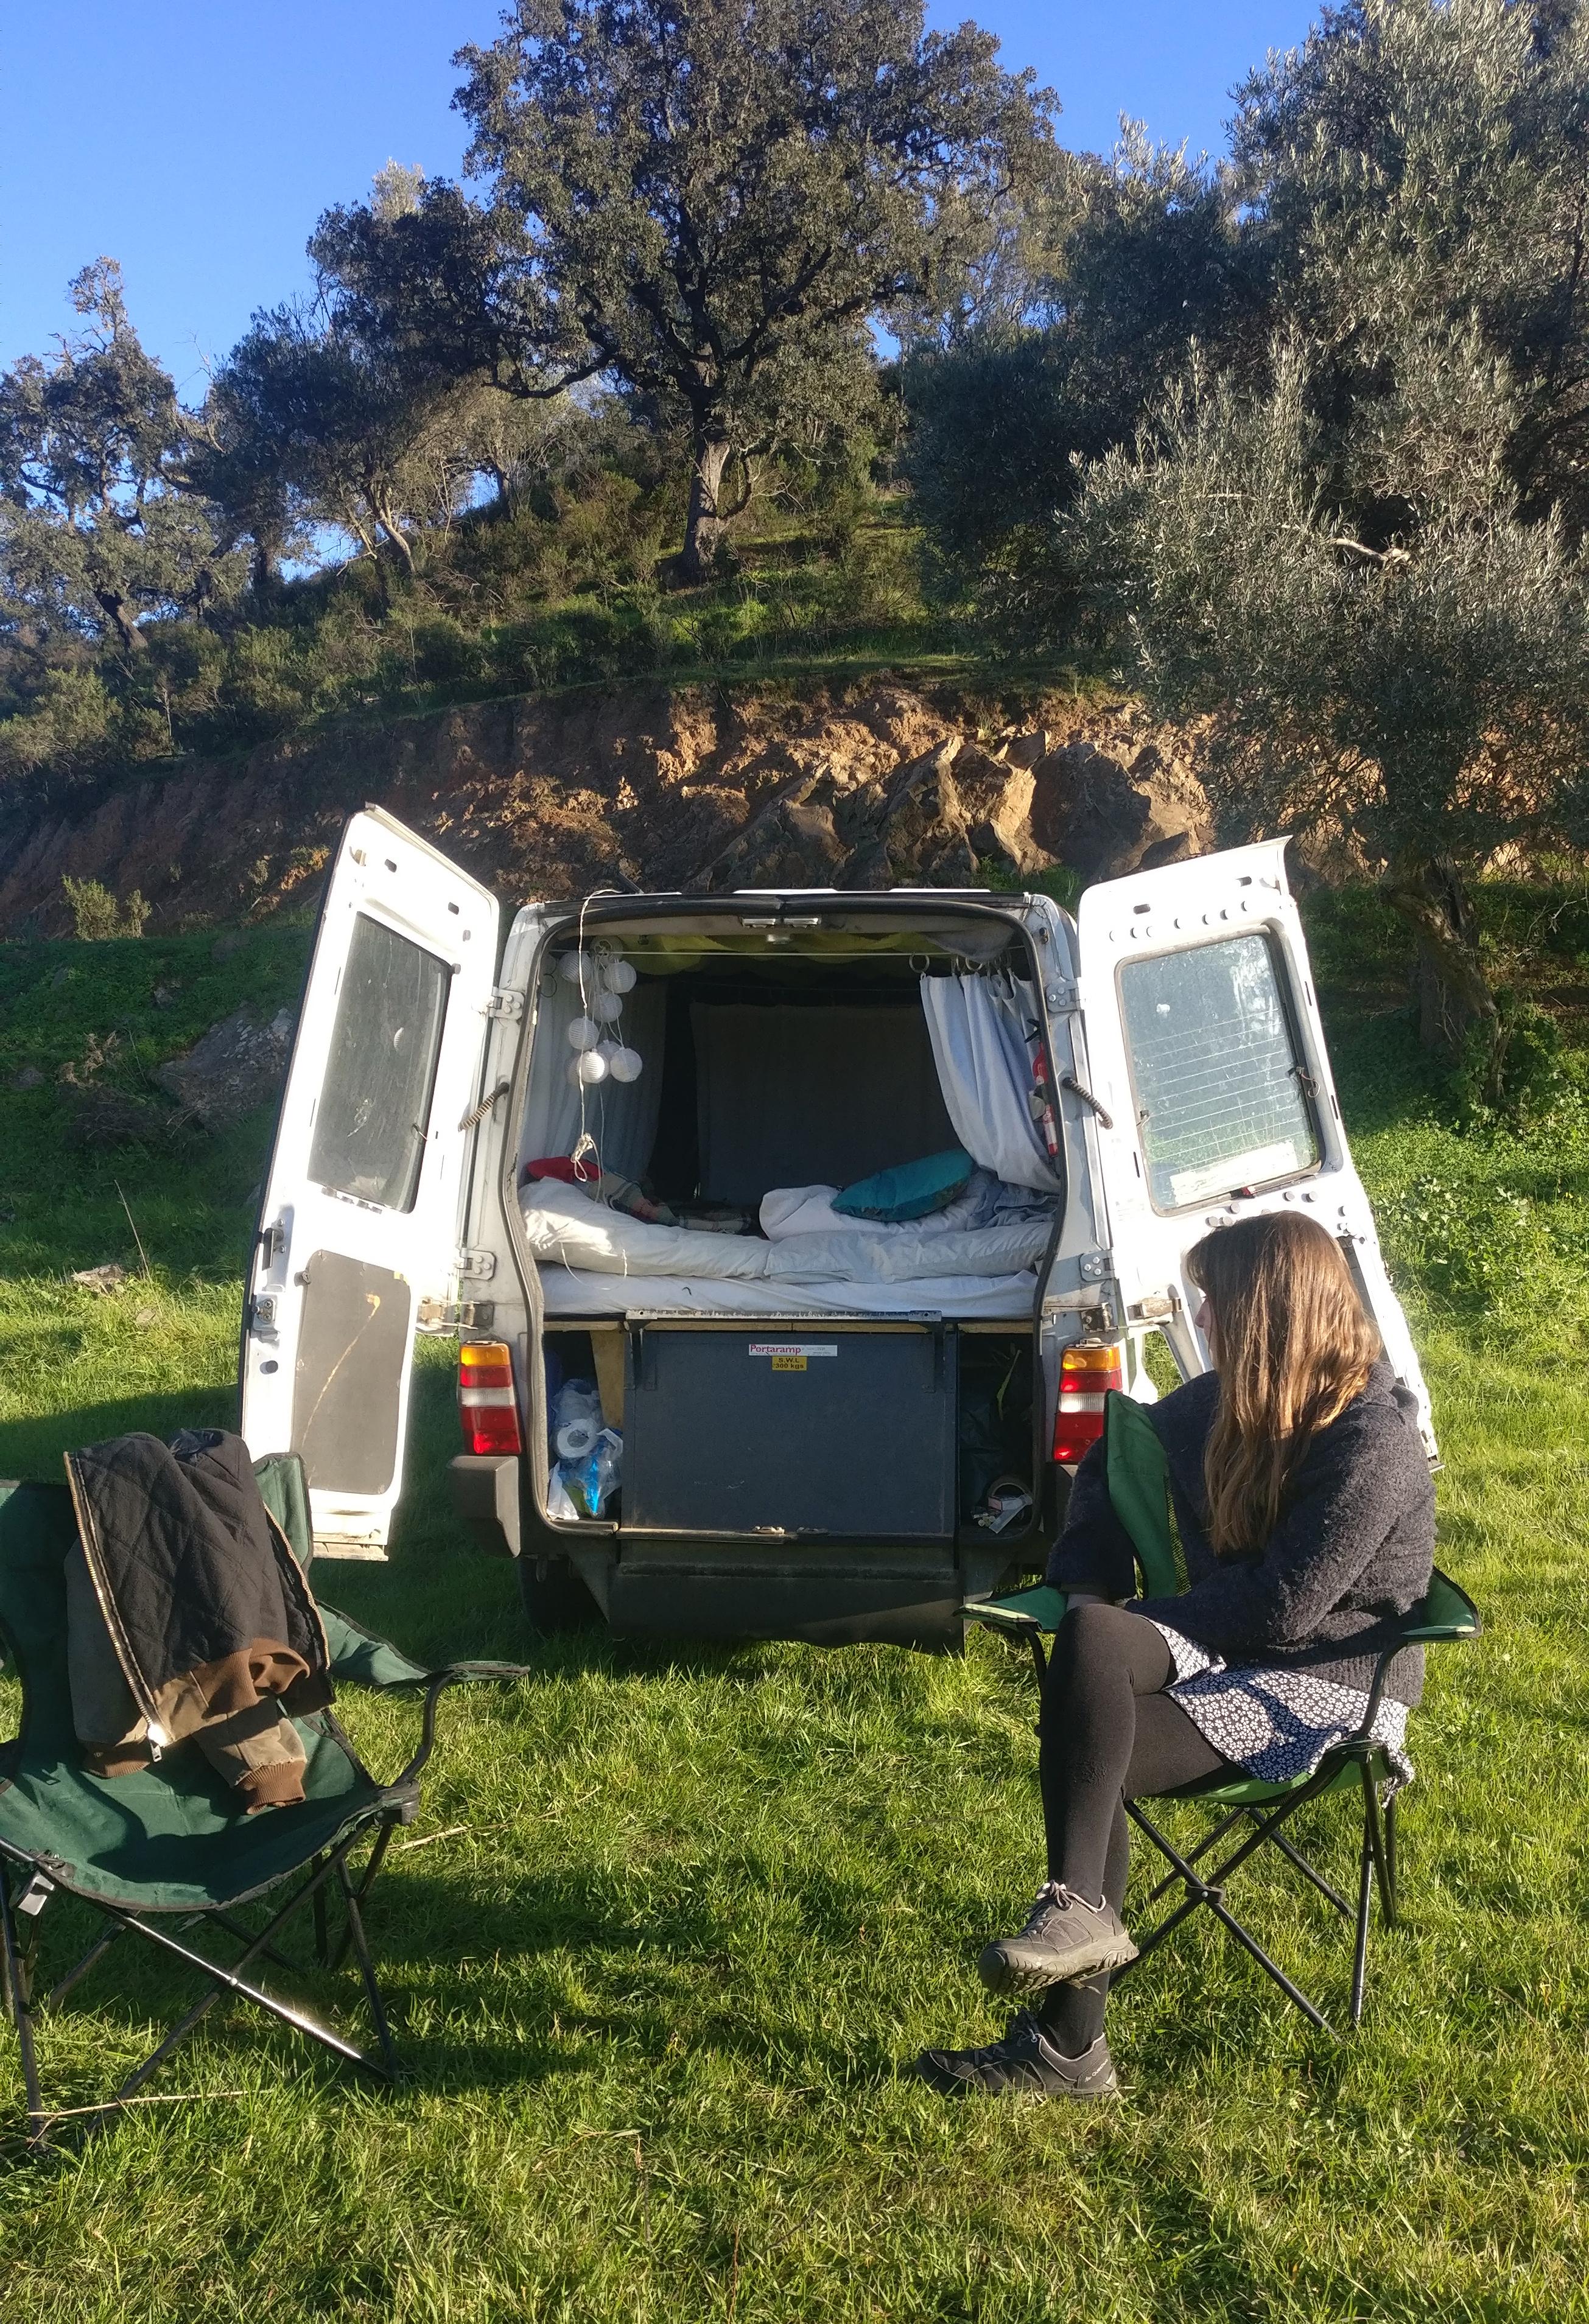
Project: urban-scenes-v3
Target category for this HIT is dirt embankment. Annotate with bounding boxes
[0,678,1218,937]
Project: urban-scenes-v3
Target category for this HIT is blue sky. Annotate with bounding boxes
[0,1,1317,390]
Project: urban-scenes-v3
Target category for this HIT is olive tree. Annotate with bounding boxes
[901,125,1261,589]
[1059,0,1589,1083]
[1073,334,1589,1083]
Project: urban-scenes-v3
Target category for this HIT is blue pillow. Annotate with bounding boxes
[833,1147,975,1222]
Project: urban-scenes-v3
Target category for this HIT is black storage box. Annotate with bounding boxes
[622,1320,957,1539]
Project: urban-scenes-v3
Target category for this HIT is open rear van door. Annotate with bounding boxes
[1075,841,1434,1453]
[241,808,501,1553]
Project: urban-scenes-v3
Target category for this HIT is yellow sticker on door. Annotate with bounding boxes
[749,1342,838,1374]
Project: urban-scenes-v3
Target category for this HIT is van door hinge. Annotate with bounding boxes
[417,1297,496,1332]
[456,1248,497,1281]
[1043,979,1078,1012]
[1079,1251,1112,1283]
[486,988,524,1021]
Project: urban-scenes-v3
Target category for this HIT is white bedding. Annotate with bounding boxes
[521,1181,1051,1318]
[535,1268,1042,1320]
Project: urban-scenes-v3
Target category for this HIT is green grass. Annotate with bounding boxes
[2,898,1589,2318]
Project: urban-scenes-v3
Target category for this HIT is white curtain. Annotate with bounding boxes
[518,976,667,1184]
[919,974,1062,1193]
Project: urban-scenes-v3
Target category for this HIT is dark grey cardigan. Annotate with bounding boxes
[1045,1360,1436,1703]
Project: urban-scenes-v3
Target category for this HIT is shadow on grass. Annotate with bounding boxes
[0,1387,240,1482]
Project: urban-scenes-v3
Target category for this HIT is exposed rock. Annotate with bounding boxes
[1030,735,1214,883]
[155,1006,295,1131]
[948,744,1053,877]
[872,742,980,886]
[12,1065,43,1091]
[1003,730,1053,769]
[63,1088,167,1150]
[698,769,851,892]
[0,676,1215,931]
[211,931,249,964]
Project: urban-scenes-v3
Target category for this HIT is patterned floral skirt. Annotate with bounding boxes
[1151,1621,1414,1790]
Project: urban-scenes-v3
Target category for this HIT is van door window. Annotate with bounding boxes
[307,912,451,1212]
[1118,933,1319,1211]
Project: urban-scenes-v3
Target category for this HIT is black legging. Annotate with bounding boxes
[1035,1601,1232,2054]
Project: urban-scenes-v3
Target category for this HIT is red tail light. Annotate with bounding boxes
[458,1340,523,1457]
[1052,1340,1124,1466]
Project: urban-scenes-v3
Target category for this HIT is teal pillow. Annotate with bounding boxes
[833,1147,975,1223]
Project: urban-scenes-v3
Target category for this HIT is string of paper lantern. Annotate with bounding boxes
[559,945,642,1084]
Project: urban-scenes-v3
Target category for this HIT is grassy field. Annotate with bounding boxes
[1,895,1588,2320]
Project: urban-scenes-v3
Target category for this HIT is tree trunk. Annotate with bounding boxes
[94,587,144,658]
[677,433,731,583]
[1381,852,1501,1093]
[373,501,416,577]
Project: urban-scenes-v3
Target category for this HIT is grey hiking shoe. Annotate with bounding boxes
[915,2012,1118,2098]
[978,1881,1138,1998]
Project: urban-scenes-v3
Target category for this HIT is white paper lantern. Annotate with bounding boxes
[608,1045,644,1083]
[575,1048,608,1085]
[566,1016,600,1052]
[558,950,592,984]
[600,955,637,995]
[592,987,625,1023]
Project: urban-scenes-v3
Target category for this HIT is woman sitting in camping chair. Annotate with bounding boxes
[917,1211,1435,2098]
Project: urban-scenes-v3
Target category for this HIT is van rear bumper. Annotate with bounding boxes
[568,1539,1013,1650]
[449,1454,522,1559]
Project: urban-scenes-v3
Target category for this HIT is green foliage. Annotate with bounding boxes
[1378,1169,1560,1319]
[458,0,1054,575]
[1452,989,1572,1130]
[1303,880,1589,1345]
[0,470,947,797]
[1069,334,1589,883]
[0,262,242,659]
[60,875,150,940]
[900,124,1258,593]
[902,2,1589,1068]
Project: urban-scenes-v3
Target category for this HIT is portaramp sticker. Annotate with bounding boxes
[748,1341,839,1372]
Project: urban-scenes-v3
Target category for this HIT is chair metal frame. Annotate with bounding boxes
[0,1619,524,2148]
[980,1567,1479,2037]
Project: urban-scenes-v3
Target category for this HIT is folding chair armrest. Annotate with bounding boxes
[961,1584,1068,1636]
[391,1662,531,1790]
[1355,1567,1481,1737]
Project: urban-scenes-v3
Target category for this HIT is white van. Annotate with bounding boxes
[239,806,1433,1646]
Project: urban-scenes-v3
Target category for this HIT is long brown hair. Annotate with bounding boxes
[1188,1212,1381,1556]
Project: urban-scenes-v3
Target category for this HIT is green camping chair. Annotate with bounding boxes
[0,1461,527,2147]
[964,1390,1480,2033]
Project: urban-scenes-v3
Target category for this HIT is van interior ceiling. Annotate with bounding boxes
[511,911,1063,1557]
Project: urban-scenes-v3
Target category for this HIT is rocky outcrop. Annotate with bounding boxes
[0,678,1215,935]
[1030,735,1214,883]
[155,1006,296,1130]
